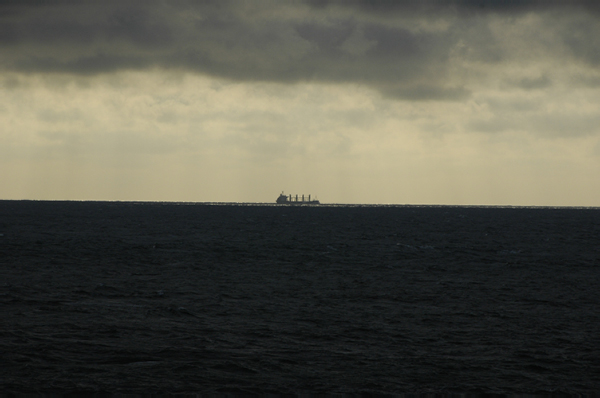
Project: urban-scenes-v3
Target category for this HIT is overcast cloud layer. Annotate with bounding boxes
[1,1,600,204]
[3,1,600,99]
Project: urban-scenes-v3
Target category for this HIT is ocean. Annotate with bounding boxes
[1,200,599,396]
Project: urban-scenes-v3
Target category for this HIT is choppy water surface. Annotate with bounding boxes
[2,201,599,395]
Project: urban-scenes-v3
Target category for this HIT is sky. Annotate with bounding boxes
[1,0,600,206]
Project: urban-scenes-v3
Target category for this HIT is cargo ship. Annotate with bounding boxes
[276,192,320,205]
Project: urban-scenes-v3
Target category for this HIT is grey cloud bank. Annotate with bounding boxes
[1,1,599,101]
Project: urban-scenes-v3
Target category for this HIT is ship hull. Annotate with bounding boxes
[277,201,320,205]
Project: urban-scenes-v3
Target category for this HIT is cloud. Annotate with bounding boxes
[310,0,600,14]
[571,73,600,88]
[466,90,600,137]
[561,17,600,66]
[382,84,471,101]
[0,1,568,100]
[507,74,552,90]
[6,1,598,102]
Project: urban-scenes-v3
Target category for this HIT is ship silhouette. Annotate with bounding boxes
[276,192,320,205]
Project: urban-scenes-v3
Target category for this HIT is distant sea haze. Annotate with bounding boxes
[2,200,599,395]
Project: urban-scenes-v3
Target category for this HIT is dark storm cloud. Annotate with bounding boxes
[572,74,600,88]
[295,20,355,50]
[0,3,173,47]
[17,54,150,75]
[312,0,600,13]
[509,75,552,91]
[382,84,471,101]
[562,21,600,66]
[0,1,598,100]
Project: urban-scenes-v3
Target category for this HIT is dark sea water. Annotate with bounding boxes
[1,201,599,396]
